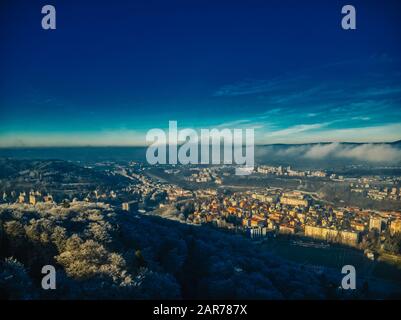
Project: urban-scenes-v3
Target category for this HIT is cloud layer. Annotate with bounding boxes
[278,142,401,163]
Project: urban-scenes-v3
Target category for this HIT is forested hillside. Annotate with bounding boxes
[0,202,375,299]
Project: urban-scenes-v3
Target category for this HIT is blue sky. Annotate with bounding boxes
[0,0,401,146]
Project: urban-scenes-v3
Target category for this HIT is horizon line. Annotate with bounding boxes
[0,139,400,149]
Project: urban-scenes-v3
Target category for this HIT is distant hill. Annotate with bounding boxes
[0,158,131,194]
[390,140,401,147]
[261,140,401,147]
[0,141,400,171]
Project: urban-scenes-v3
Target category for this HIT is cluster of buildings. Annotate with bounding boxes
[257,165,327,178]
[351,184,401,201]
[3,160,401,253]
[1,191,54,205]
[3,188,125,207]
[186,167,223,184]
[181,188,401,248]
[124,170,192,203]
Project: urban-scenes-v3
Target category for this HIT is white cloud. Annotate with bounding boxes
[303,143,340,159]
[302,143,401,163]
[266,123,330,137]
[214,76,306,97]
[336,144,401,162]
[261,123,401,144]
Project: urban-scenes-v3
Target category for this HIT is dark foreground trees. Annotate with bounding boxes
[0,202,393,299]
